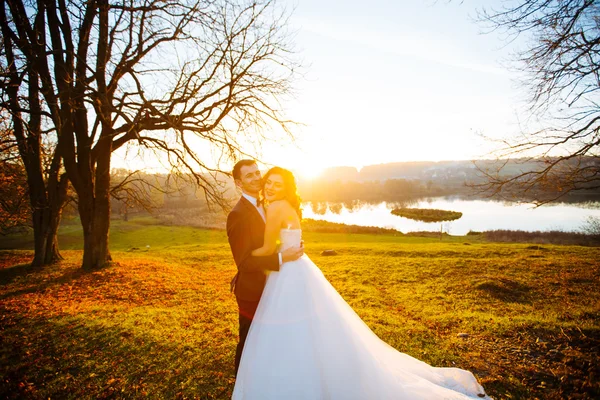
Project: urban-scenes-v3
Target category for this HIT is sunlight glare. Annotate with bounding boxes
[295,164,324,180]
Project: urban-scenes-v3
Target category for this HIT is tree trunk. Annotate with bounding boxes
[80,205,112,270]
[44,216,64,265]
[31,177,69,266]
[43,173,69,264]
[80,190,112,270]
[28,162,52,267]
[31,208,48,267]
[80,140,112,270]
[44,232,63,264]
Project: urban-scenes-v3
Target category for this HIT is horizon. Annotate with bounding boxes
[112,156,579,182]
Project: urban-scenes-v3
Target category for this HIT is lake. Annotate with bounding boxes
[302,198,600,235]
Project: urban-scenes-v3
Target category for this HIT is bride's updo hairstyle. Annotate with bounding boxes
[263,167,302,219]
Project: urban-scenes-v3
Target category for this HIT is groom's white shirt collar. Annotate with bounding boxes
[241,192,259,207]
[241,192,266,223]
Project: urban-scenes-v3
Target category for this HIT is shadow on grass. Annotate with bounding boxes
[4,313,598,400]
[475,277,533,303]
[0,262,88,300]
[0,255,189,309]
[471,325,600,400]
[0,262,39,286]
[0,256,116,302]
[0,312,235,400]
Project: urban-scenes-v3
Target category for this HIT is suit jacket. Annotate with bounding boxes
[227,196,280,301]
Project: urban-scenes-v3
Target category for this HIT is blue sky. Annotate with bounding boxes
[112,0,530,178]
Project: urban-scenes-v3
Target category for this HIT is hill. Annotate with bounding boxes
[0,218,599,399]
[311,158,562,183]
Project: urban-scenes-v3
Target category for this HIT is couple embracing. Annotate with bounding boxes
[226,159,491,399]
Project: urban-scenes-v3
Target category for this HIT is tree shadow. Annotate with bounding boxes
[0,262,39,286]
[0,312,235,400]
[0,259,92,301]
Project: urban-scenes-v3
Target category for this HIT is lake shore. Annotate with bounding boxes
[100,197,600,236]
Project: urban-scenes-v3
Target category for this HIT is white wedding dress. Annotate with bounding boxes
[233,229,491,399]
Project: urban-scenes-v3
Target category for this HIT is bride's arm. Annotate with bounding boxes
[251,202,284,257]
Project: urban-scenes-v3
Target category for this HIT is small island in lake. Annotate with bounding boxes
[391,208,463,223]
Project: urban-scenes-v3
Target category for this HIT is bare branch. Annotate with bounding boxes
[470,0,600,203]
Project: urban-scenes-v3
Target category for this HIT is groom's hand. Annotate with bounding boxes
[281,245,303,263]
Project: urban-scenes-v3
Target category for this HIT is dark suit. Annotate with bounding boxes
[227,196,279,374]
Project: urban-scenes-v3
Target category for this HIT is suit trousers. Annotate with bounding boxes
[235,297,259,375]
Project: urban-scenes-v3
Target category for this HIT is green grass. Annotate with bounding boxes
[0,217,599,399]
[301,218,403,235]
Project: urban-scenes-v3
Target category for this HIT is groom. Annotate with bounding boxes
[227,159,304,374]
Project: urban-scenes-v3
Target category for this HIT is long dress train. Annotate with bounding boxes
[233,229,491,399]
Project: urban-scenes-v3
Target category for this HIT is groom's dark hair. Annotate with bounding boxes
[232,159,257,180]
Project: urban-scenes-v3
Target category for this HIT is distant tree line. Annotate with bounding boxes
[298,178,466,203]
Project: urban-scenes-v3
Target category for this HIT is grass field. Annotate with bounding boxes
[1,217,599,399]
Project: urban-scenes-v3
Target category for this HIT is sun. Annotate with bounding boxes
[295,164,324,180]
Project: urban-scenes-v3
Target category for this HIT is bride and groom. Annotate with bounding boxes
[226,159,490,399]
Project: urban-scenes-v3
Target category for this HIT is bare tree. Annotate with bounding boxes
[0,13,69,265]
[1,0,298,269]
[472,0,600,204]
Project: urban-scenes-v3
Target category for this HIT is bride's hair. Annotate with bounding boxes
[263,167,302,219]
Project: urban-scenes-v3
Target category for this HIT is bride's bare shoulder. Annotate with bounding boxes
[267,200,294,215]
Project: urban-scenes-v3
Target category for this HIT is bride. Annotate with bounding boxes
[232,167,491,400]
